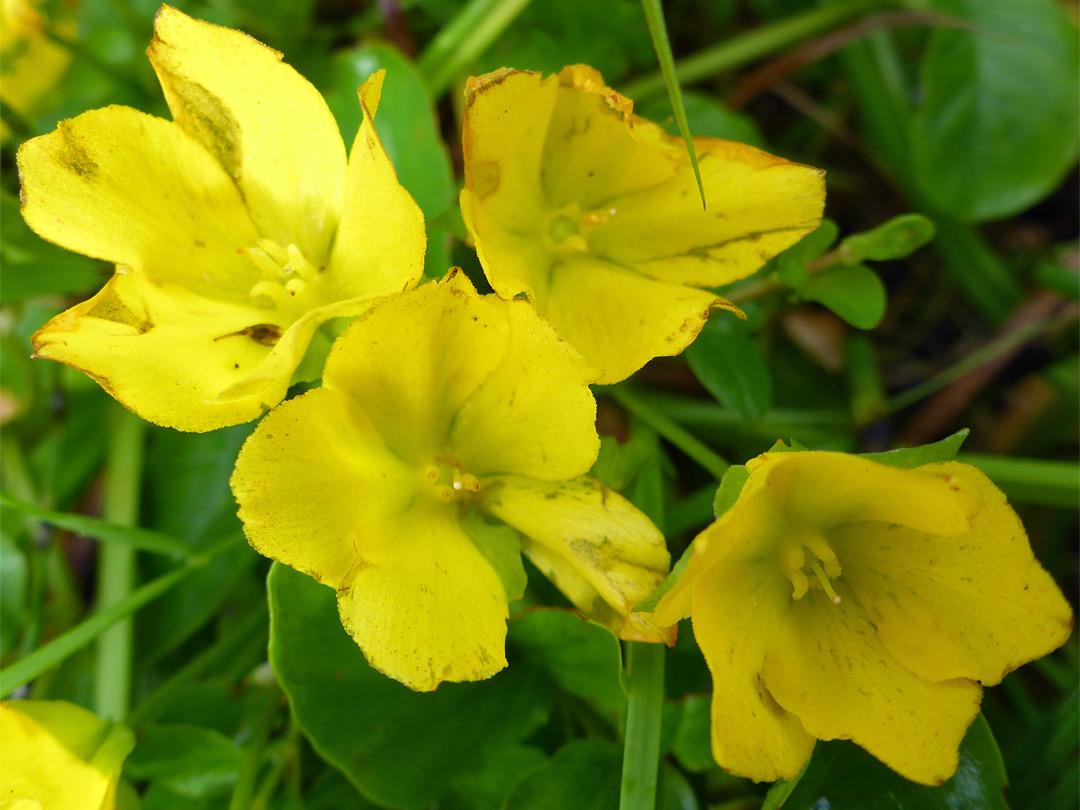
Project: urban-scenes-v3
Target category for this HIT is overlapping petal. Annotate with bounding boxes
[690,560,815,782]
[461,64,825,383]
[484,475,673,643]
[836,462,1074,686]
[762,585,982,785]
[148,4,346,262]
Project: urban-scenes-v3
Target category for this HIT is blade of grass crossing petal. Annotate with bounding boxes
[639,0,705,209]
[417,0,533,96]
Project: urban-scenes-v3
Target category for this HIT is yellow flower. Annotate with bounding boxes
[18,5,425,432]
[231,271,673,692]
[649,449,1073,785]
[1,0,75,142]
[0,699,135,810]
[460,65,825,384]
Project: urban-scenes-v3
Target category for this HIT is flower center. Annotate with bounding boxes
[243,238,327,321]
[542,204,615,254]
[779,530,842,604]
[417,455,482,507]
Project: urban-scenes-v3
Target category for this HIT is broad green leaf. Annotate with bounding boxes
[510,608,625,714]
[267,563,552,810]
[124,723,243,798]
[779,714,1007,809]
[324,44,454,279]
[839,214,935,264]
[657,761,703,810]
[777,219,839,291]
[670,695,713,773]
[861,429,969,469]
[502,739,621,810]
[447,745,548,810]
[0,535,26,657]
[590,429,662,493]
[801,264,886,330]
[686,317,772,424]
[912,0,1080,221]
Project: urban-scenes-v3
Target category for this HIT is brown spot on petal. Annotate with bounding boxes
[472,160,500,200]
[56,121,99,179]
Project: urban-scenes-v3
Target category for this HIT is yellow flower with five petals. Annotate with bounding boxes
[0,699,135,810]
[231,271,673,692]
[460,65,825,383]
[649,448,1073,785]
[18,5,425,431]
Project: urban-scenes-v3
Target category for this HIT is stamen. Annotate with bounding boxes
[810,561,842,605]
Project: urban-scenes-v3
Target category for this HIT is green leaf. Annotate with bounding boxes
[839,214,936,264]
[124,723,244,798]
[779,714,1007,809]
[777,219,839,291]
[861,429,969,469]
[461,512,528,602]
[324,44,455,280]
[712,464,750,519]
[267,563,552,809]
[0,192,106,305]
[657,761,703,810]
[912,0,1080,221]
[510,608,625,713]
[502,739,621,810]
[800,264,887,330]
[761,756,811,810]
[686,317,772,424]
[448,745,548,810]
[640,0,705,207]
[670,695,713,773]
[590,429,662,493]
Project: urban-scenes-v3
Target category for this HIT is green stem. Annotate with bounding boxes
[417,0,533,96]
[886,313,1075,413]
[95,409,146,721]
[127,601,268,728]
[622,0,887,100]
[251,720,300,810]
[957,454,1079,509]
[610,387,729,479]
[0,535,238,699]
[619,641,666,810]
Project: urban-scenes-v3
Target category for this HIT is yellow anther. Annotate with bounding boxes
[810,561,842,605]
[423,464,441,482]
[580,210,609,228]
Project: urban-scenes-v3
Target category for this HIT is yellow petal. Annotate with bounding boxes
[321,272,510,463]
[690,560,815,782]
[589,138,825,288]
[753,451,975,536]
[653,465,789,627]
[16,105,259,299]
[148,5,346,263]
[231,387,414,590]
[762,585,982,786]
[337,501,510,692]
[0,700,134,810]
[540,254,733,384]
[461,69,557,233]
[540,65,679,209]
[327,71,426,299]
[447,296,598,480]
[835,461,1074,686]
[483,475,673,643]
[31,268,370,431]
